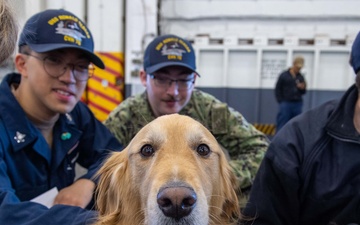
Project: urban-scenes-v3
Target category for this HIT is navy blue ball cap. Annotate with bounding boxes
[350,31,360,74]
[18,9,104,69]
[143,34,200,76]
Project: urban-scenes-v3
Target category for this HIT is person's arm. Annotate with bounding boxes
[242,130,302,225]
[0,148,98,225]
[275,74,284,103]
[207,102,269,209]
[220,107,269,190]
[0,195,98,225]
[54,178,95,208]
[103,100,136,147]
[297,74,307,94]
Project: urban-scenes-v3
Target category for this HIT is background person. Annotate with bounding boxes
[242,32,360,225]
[104,34,269,207]
[274,56,306,132]
[0,9,122,225]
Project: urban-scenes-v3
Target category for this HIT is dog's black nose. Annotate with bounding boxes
[157,186,197,220]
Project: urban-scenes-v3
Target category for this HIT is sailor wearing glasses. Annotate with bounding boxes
[0,9,122,225]
[104,34,269,208]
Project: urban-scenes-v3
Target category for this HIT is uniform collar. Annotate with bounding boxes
[0,73,39,152]
[326,84,360,141]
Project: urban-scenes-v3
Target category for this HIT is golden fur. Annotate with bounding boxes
[94,114,240,225]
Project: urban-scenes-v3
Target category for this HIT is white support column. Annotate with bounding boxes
[12,0,44,28]
[46,0,85,20]
[223,48,229,87]
[24,0,44,17]
[125,0,158,95]
[88,0,124,52]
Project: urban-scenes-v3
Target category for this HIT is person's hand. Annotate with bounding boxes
[54,178,95,208]
[297,82,306,90]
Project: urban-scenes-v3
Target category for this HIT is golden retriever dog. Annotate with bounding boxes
[94,114,240,225]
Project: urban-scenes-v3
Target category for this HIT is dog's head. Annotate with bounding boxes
[95,114,240,225]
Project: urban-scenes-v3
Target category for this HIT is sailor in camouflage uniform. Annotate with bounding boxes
[104,34,269,206]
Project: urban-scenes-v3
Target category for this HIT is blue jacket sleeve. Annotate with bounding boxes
[0,191,98,225]
[0,154,98,225]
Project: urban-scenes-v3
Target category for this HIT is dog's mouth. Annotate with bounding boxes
[154,216,203,225]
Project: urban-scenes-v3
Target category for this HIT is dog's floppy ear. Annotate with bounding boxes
[95,150,129,217]
[219,151,241,224]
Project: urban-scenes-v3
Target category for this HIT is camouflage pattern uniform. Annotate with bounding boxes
[104,89,269,205]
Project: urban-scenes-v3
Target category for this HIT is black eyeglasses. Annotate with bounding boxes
[23,53,95,81]
[148,74,195,91]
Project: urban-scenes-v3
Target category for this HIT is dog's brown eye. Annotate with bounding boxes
[141,144,155,157]
[196,144,211,157]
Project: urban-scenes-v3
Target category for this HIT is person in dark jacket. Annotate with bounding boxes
[275,56,306,132]
[242,32,360,225]
[0,9,123,225]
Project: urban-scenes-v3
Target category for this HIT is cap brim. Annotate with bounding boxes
[145,62,200,77]
[27,43,105,69]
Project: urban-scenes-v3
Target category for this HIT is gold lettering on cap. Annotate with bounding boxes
[78,21,90,39]
[167,55,183,60]
[156,43,164,50]
[58,15,79,22]
[48,17,59,25]
[64,35,75,43]
[163,38,178,44]
[179,39,191,52]
[64,36,82,46]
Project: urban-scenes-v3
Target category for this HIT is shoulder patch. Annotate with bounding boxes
[211,103,228,134]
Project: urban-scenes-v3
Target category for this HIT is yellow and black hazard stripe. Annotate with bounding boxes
[253,123,276,136]
[82,52,124,122]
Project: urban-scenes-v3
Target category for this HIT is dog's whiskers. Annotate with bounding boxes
[133,208,146,224]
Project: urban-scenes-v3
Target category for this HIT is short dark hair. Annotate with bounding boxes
[18,45,31,54]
